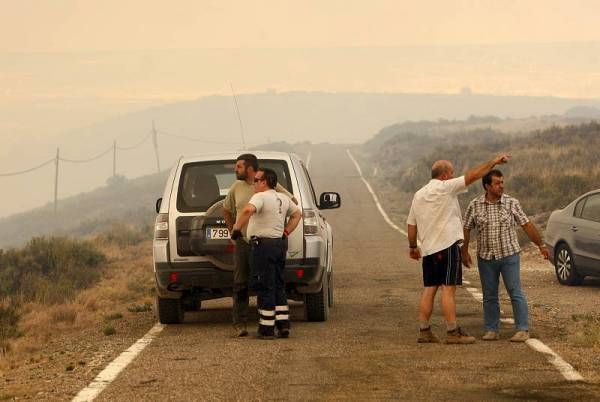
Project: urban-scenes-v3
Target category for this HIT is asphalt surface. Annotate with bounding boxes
[95,144,599,401]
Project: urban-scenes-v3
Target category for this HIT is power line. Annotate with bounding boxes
[116,131,153,150]
[0,157,56,177]
[60,146,113,163]
[157,130,239,144]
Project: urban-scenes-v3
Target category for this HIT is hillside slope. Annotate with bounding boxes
[0,172,167,248]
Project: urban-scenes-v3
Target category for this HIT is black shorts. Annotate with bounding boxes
[422,242,462,287]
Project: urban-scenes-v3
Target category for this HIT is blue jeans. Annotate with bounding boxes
[477,253,528,331]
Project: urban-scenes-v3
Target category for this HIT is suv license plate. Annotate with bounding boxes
[206,227,230,240]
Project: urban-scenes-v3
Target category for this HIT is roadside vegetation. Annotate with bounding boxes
[0,223,154,370]
[359,119,600,225]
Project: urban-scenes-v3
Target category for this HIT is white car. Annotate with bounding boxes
[153,151,340,323]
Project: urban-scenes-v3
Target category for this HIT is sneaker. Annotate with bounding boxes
[417,327,440,343]
[234,324,248,337]
[277,328,290,339]
[510,331,529,342]
[482,331,499,341]
[446,327,476,344]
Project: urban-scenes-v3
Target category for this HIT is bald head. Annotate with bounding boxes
[431,160,454,179]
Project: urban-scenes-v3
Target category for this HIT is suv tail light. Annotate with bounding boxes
[303,209,318,235]
[154,213,169,240]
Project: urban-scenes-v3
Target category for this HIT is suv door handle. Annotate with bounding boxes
[570,226,578,232]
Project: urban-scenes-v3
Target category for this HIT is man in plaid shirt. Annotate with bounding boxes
[462,169,549,342]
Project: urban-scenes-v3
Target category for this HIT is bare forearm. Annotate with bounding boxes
[523,222,543,247]
[223,210,234,231]
[462,229,471,251]
[285,212,301,234]
[465,154,509,186]
[407,224,418,247]
[233,208,253,230]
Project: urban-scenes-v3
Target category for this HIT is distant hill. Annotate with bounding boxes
[4,91,600,218]
[565,106,600,118]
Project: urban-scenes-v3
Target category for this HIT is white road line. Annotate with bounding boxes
[305,151,312,170]
[72,324,165,401]
[526,339,584,382]
[346,148,584,382]
[346,149,407,236]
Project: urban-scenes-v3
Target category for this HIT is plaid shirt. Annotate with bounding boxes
[463,193,529,260]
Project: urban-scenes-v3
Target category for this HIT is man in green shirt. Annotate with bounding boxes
[223,154,296,337]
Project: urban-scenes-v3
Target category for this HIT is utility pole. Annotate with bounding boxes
[152,120,161,173]
[54,147,60,213]
[113,140,117,177]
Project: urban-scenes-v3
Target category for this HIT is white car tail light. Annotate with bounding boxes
[303,209,318,235]
[154,213,169,240]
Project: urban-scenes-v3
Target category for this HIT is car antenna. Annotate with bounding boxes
[230,83,247,150]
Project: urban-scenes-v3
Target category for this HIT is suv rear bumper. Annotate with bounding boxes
[154,258,324,300]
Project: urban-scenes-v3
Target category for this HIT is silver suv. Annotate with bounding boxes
[153,151,340,324]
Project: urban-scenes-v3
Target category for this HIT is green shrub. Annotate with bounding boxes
[0,236,106,304]
[98,223,150,248]
[103,325,116,336]
[0,301,20,341]
[105,312,123,321]
[127,302,152,313]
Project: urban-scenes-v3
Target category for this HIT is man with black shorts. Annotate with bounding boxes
[407,154,509,344]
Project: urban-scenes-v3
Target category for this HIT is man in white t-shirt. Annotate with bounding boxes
[232,168,301,339]
[407,154,509,344]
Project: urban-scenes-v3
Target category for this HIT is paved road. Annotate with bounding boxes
[96,144,598,401]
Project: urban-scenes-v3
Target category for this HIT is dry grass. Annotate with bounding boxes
[0,238,155,372]
[570,313,600,348]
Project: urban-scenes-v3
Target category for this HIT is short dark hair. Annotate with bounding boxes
[236,153,258,171]
[482,169,503,190]
[258,167,278,189]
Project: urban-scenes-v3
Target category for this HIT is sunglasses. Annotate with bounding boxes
[253,177,265,183]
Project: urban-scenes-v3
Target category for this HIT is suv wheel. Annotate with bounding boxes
[305,272,329,322]
[555,244,584,286]
[156,297,184,324]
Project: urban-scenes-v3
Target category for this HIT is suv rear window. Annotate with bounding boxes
[177,159,293,212]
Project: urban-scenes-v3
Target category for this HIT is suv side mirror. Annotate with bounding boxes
[319,192,341,209]
[156,198,163,213]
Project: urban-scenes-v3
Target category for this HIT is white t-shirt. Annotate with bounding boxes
[406,176,467,256]
[247,189,300,239]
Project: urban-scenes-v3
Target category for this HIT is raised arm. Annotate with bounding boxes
[464,154,510,186]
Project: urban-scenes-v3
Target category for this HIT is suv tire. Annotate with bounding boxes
[157,297,184,324]
[305,272,329,322]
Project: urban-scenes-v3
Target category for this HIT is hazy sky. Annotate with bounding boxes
[2,1,600,217]
[3,0,600,51]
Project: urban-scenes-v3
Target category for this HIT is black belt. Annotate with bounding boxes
[250,236,284,246]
